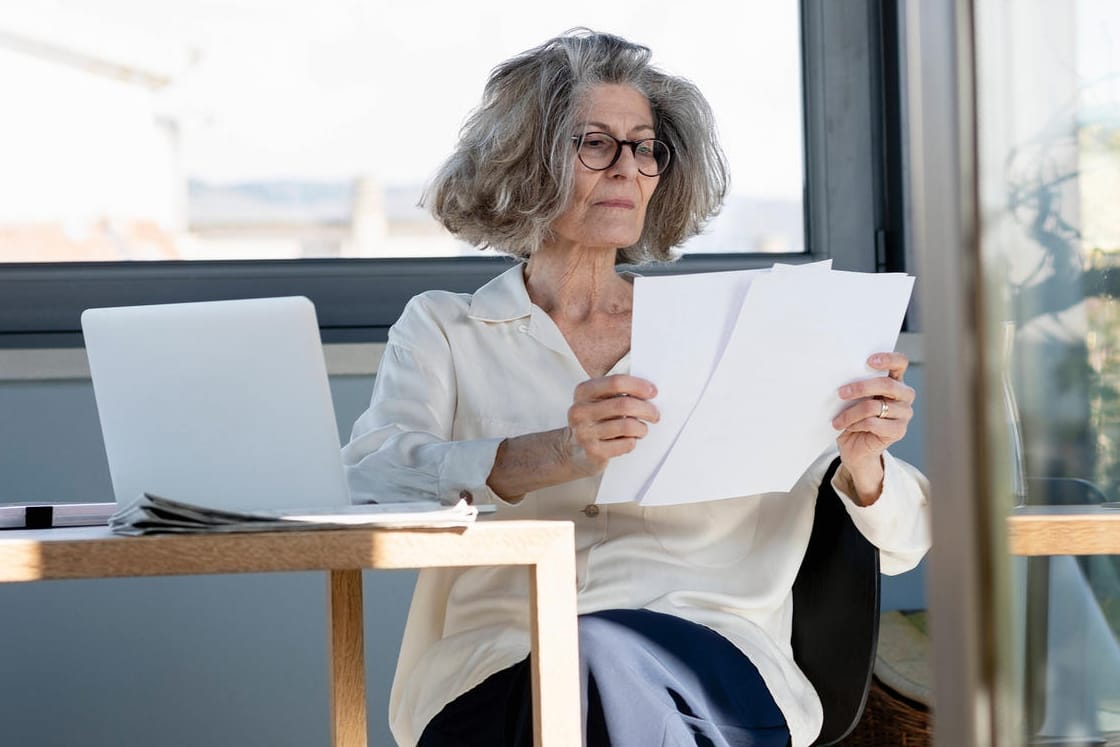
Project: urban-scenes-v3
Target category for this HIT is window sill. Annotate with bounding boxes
[0,342,385,382]
[0,333,923,382]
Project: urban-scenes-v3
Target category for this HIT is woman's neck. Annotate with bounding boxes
[523,245,631,322]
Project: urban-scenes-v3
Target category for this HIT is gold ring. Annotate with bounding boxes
[879,400,889,419]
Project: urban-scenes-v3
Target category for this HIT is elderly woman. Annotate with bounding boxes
[343,29,930,747]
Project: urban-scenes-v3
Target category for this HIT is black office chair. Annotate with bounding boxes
[791,456,882,746]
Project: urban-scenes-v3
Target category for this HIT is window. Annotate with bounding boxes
[917,0,1120,739]
[977,0,1120,739]
[0,0,897,345]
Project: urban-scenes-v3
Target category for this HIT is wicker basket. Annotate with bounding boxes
[842,676,932,746]
[839,610,933,746]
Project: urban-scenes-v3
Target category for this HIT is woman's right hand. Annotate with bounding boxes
[564,374,660,476]
[487,375,659,501]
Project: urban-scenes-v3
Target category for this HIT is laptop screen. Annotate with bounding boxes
[81,296,351,513]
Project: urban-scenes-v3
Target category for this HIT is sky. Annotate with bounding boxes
[0,0,805,199]
[1078,0,1120,123]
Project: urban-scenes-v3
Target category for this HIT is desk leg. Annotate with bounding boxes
[529,540,580,747]
[328,569,368,747]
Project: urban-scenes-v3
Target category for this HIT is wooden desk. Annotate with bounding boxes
[1007,505,1120,556]
[1007,505,1120,740]
[0,521,580,747]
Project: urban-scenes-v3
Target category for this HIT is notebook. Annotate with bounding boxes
[81,296,354,514]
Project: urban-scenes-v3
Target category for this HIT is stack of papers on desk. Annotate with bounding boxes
[596,262,914,506]
[109,493,480,535]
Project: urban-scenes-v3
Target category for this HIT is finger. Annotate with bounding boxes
[833,399,913,431]
[595,395,661,423]
[574,374,657,402]
[591,436,642,460]
[867,352,909,381]
[838,377,915,405]
[593,416,650,442]
[570,397,660,428]
[575,420,649,462]
[837,414,908,441]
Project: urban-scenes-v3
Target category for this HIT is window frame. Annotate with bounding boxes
[0,0,901,348]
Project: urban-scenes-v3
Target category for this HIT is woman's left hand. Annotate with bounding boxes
[832,352,915,504]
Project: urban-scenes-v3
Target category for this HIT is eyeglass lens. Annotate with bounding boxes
[576,132,671,176]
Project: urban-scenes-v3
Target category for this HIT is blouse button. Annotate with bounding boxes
[517,324,529,334]
[458,489,474,504]
[581,504,600,518]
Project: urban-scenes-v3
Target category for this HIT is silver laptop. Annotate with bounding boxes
[81,296,352,514]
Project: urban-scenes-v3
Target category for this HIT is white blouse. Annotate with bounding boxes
[341,263,931,747]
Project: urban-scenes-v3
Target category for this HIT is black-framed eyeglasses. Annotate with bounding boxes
[571,131,671,177]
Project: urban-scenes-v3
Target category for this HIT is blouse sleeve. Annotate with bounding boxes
[341,296,505,506]
[830,451,932,576]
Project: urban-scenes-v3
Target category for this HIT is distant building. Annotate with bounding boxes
[186,178,477,259]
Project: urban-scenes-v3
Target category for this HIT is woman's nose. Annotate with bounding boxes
[606,145,641,177]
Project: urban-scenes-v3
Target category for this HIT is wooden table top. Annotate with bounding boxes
[5,505,1115,579]
[0,520,575,583]
[1007,504,1120,556]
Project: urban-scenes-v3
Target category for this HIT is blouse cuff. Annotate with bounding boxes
[437,436,506,506]
[831,451,920,523]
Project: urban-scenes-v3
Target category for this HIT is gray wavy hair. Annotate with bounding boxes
[425,29,730,264]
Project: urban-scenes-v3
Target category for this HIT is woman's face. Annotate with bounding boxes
[549,84,660,254]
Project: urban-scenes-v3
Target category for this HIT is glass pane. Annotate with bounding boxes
[976,0,1120,741]
[0,2,803,262]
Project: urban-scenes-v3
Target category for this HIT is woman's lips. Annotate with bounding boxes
[595,199,635,209]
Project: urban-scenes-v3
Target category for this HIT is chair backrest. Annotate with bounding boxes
[791,457,881,746]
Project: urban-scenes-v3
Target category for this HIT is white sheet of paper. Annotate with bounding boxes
[594,261,832,504]
[596,265,913,506]
[594,268,764,504]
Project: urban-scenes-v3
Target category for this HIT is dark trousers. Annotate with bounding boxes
[418,608,790,747]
